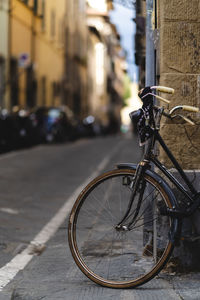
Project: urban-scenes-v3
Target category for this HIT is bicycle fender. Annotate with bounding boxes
[117,163,181,245]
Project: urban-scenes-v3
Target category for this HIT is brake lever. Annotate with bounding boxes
[171,114,195,125]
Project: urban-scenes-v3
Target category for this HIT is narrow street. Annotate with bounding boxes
[0,134,141,298]
[1,0,200,298]
[0,135,200,300]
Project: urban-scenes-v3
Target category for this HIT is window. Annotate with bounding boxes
[41,0,45,31]
[79,0,85,12]
[58,18,65,46]
[26,65,37,108]
[10,58,19,107]
[33,0,37,14]
[41,76,46,106]
[27,0,34,8]
[0,57,5,107]
[21,0,29,5]
[36,0,42,15]
[50,9,56,39]
[20,0,38,12]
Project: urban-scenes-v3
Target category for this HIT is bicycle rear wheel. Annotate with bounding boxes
[68,169,175,288]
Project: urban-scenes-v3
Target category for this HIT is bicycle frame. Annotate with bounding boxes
[145,129,200,213]
[117,128,200,229]
[150,130,200,216]
[150,130,197,197]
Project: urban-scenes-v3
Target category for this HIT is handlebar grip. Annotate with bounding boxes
[182,105,199,113]
[155,94,170,104]
[151,86,175,94]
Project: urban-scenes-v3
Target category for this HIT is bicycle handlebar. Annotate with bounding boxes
[162,105,199,126]
[139,86,174,104]
[169,105,199,115]
[182,105,199,113]
[151,86,175,94]
[152,85,174,104]
[138,86,199,125]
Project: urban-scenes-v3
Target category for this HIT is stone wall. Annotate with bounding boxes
[158,0,200,269]
[158,0,200,170]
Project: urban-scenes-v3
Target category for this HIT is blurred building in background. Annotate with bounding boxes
[0,0,10,109]
[64,0,88,119]
[8,0,66,110]
[0,0,128,131]
[87,0,125,130]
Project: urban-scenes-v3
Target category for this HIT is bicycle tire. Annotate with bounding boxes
[68,168,175,288]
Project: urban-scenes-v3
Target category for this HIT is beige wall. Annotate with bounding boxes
[34,0,66,106]
[10,0,32,107]
[10,0,66,108]
[8,0,124,123]
[87,33,108,124]
[0,0,10,109]
[65,0,88,118]
[158,0,200,169]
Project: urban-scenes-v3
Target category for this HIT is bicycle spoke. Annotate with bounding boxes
[69,169,174,287]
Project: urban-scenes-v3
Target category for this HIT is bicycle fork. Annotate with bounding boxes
[115,162,148,231]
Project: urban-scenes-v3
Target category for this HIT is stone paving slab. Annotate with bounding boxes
[3,225,200,300]
[1,137,200,299]
[170,273,200,300]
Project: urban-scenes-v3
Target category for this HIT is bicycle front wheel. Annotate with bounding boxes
[68,169,175,288]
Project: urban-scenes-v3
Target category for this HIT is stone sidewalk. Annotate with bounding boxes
[2,226,200,300]
[0,136,200,300]
[167,272,200,300]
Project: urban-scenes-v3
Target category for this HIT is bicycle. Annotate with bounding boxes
[68,85,200,288]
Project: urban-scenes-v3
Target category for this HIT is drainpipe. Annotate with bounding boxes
[144,0,157,247]
[145,0,155,86]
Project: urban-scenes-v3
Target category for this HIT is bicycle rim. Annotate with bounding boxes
[68,169,174,288]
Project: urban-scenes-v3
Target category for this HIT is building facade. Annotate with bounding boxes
[0,0,126,131]
[8,0,67,110]
[65,0,88,119]
[0,0,10,109]
[87,0,126,130]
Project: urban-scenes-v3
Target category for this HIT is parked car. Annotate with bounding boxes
[80,115,103,137]
[11,108,42,149]
[0,109,16,153]
[33,107,78,143]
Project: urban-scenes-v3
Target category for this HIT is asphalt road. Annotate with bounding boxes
[0,135,199,299]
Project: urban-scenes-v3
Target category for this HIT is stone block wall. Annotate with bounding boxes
[157,0,200,269]
[158,0,200,170]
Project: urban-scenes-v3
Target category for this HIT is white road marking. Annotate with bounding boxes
[0,141,123,290]
[0,208,19,215]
